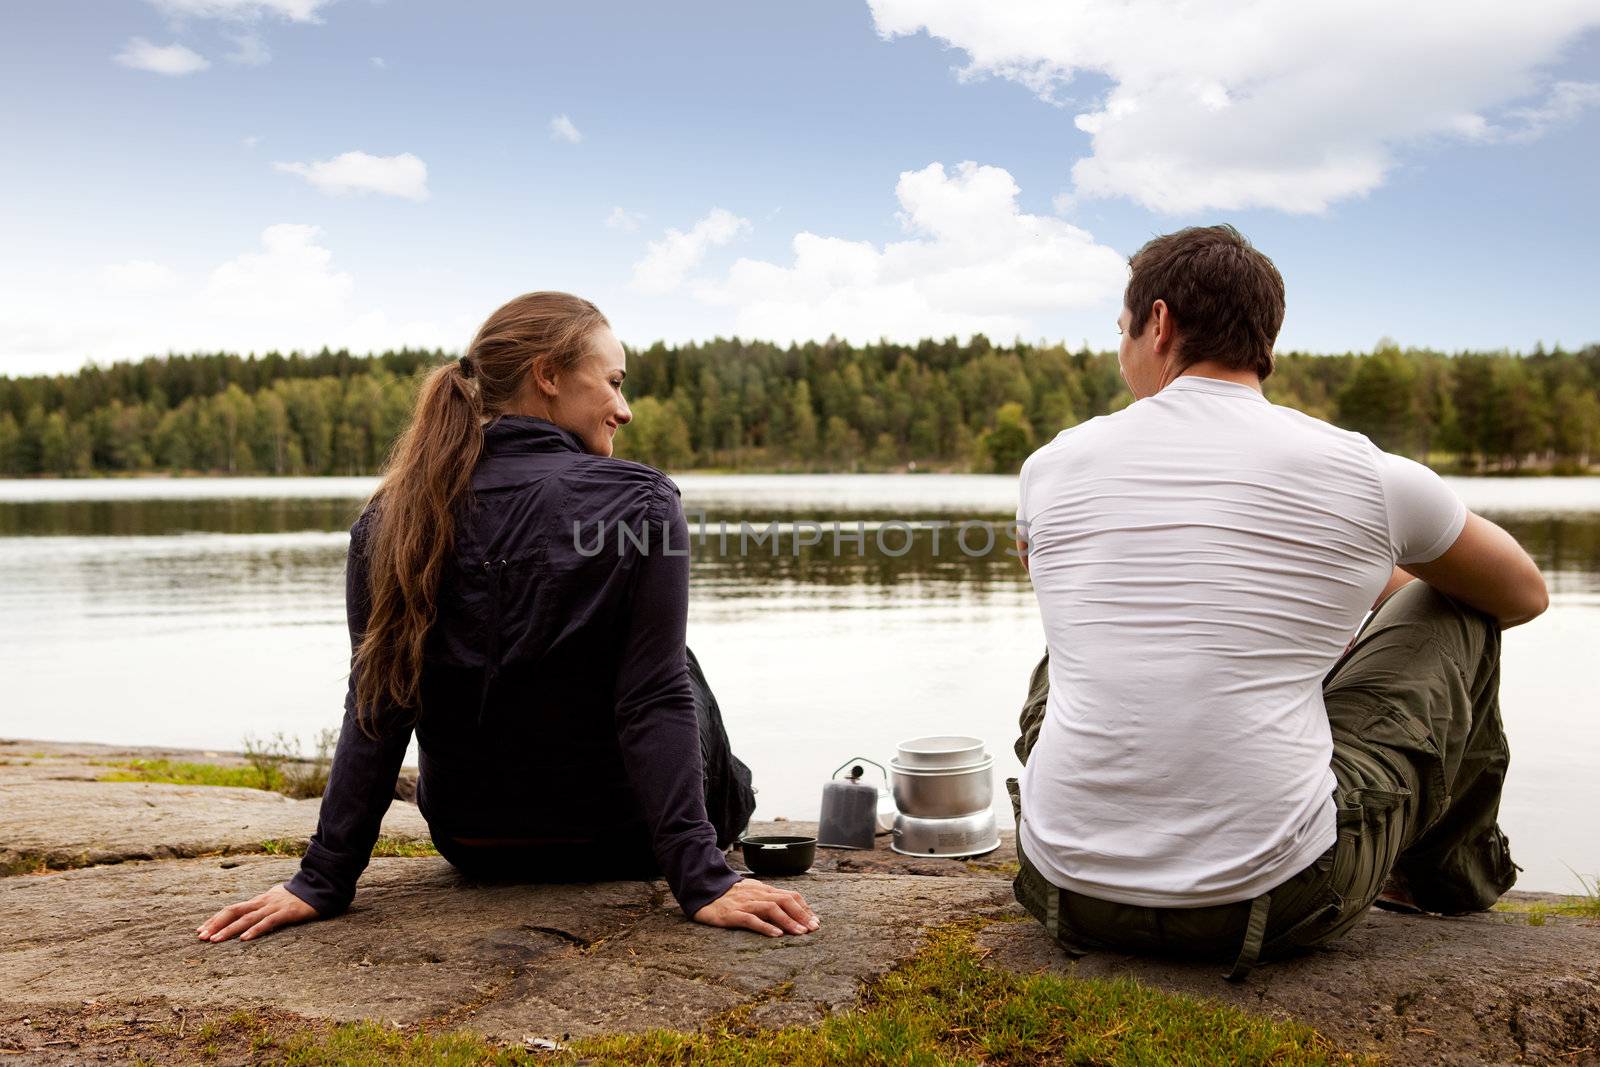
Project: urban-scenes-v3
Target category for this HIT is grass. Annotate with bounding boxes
[95,729,337,800]
[155,922,1364,1066]
[242,730,338,799]
[1493,896,1600,924]
[1491,869,1600,924]
[572,921,1362,1065]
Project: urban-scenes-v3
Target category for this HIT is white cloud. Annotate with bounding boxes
[0,226,462,373]
[549,114,583,143]
[205,224,354,318]
[868,0,1600,214]
[632,209,752,294]
[605,206,644,232]
[242,134,261,149]
[671,162,1125,344]
[114,38,210,76]
[273,151,430,201]
[370,56,387,69]
[147,0,331,22]
[224,32,271,65]
[1500,80,1600,142]
[103,260,182,294]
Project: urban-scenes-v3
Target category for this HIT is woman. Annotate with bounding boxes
[197,292,817,942]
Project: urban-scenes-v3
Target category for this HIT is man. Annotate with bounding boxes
[1011,225,1546,979]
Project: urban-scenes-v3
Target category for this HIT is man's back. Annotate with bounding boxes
[1017,375,1464,906]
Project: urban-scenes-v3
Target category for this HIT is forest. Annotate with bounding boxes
[1,337,1596,477]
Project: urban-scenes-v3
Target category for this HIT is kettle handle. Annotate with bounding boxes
[831,757,889,786]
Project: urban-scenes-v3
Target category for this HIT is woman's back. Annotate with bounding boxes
[416,415,690,844]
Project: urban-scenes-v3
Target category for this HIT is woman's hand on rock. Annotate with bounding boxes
[197,884,319,943]
[693,878,818,936]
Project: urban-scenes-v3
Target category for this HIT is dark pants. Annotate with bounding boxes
[1012,582,1517,973]
[434,647,756,882]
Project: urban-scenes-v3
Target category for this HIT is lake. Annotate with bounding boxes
[1,474,1596,894]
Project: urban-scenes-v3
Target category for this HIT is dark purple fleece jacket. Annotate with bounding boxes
[285,416,739,918]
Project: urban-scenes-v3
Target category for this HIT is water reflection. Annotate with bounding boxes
[3,494,1597,598]
[0,498,367,538]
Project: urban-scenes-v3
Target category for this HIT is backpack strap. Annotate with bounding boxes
[1224,891,1273,982]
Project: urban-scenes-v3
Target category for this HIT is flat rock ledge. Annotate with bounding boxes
[3,740,1598,1064]
[0,780,429,875]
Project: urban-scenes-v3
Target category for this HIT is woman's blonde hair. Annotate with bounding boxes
[354,291,608,733]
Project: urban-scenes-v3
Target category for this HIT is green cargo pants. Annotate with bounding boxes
[1011,581,1517,979]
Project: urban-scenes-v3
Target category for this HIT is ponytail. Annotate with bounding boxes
[353,291,607,734]
[354,361,482,732]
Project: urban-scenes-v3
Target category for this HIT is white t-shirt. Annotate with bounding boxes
[1016,376,1466,907]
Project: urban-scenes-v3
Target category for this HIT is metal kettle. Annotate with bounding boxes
[818,758,895,850]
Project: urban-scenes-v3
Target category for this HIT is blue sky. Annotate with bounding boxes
[2,0,1598,375]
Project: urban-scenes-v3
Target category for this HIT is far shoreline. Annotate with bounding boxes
[1,463,1598,482]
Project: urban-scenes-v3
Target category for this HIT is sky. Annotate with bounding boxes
[2,0,1598,376]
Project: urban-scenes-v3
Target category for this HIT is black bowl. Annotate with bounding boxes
[738,835,817,876]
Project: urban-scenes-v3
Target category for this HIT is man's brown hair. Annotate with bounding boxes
[1124,224,1284,380]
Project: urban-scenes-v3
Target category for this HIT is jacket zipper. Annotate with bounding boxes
[477,559,508,729]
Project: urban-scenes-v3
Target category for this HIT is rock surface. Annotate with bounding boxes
[3,739,1598,1064]
[0,857,1011,1039]
[1,779,428,875]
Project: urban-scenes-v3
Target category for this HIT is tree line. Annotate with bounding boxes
[0,338,1596,477]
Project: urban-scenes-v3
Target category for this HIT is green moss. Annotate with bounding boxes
[372,838,439,858]
[99,758,271,791]
[256,837,437,859]
[967,859,1020,877]
[0,854,48,876]
[93,731,336,800]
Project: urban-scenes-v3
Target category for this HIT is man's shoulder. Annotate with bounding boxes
[1260,401,1385,471]
[1023,415,1107,472]
[1265,398,1365,437]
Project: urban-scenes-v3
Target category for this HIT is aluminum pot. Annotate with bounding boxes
[890,755,994,817]
[891,809,1000,858]
[895,734,986,770]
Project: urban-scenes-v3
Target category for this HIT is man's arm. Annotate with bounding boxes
[1373,565,1413,607]
[1405,512,1548,628]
